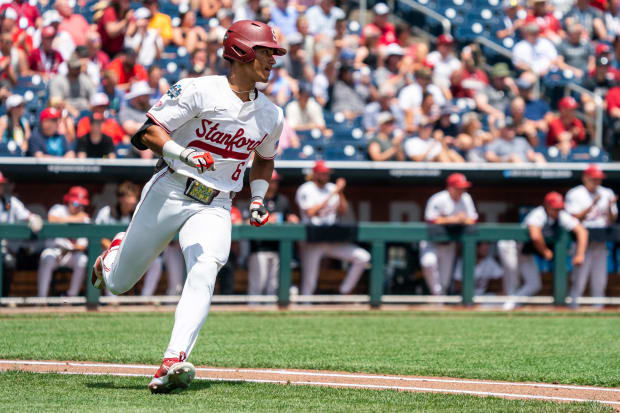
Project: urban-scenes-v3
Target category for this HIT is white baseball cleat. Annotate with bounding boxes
[149,353,195,394]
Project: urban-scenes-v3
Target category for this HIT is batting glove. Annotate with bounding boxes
[249,197,269,227]
[180,148,215,173]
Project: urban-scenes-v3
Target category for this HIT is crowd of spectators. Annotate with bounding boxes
[0,0,618,162]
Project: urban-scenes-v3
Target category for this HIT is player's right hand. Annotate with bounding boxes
[180,148,215,173]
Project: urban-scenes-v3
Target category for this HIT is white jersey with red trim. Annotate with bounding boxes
[147,75,284,193]
[424,190,478,223]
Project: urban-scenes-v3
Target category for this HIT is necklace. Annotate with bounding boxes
[230,86,256,101]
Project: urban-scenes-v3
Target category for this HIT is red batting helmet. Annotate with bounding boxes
[223,20,286,63]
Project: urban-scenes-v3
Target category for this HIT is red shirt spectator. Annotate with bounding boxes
[97,2,133,57]
[28,27,63,77]
[361,3,397,46]
[546,97,586,146]
[56,0,90,46]
[77,116,126,145]
[105,49,147,89]
[0,0,40,28]
[525,0,561,38]
[606,86,620,114]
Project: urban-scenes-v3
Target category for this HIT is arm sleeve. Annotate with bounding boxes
[146,78,201,134]
[94,206,110,224]
[563,189,582,215]
[424,195,440,222]
[559,211,579,231]
[464,194,479,220]
[254,108,283,160]
[76,137,87,154]
[10,197,31,221]
[524,208,545,227]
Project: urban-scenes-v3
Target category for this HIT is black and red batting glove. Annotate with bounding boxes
[249,197,269,226]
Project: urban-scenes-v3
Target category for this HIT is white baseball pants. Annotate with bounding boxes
[141,243,185,296]
[570,242,608,300]
[299,242,371,295]
[496,241,542,297]
[420,241,456,295]
[247,251,279,295]
[37,248,88,297]
[101,169,231,360]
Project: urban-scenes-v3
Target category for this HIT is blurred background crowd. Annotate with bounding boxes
[1,0,620,163]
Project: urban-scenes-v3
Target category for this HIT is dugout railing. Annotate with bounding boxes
[1,223,618,307]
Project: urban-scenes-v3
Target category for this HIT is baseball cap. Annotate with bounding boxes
[67,53,82,69]
[6,94,25,110]
[271,170,281,181]
[134,7,151,20]
[558,96,578,110]
[3,7,18,21]
[64,186,90,206]
[503,0,520,8]
[596,43,611,56]
[516,77,533,89]
[0,171,7,184]
[42,10,62,26]
[597,55,610,67]
[496,116,515,129]
[377,111,395,125]
[544,191,564,209]
[385,43,405,57]
[40,107,61,122]
[90,92,110,107]
[524,22,540,33]
[491,63,511,78]
[125,81,153,100]
[446,172,471,188]
[438,34,454,45]
[374,2,390,15]
[583,164,606,179]
[122,47,137,57]
[313,160,331,174]
[41,26,56,38]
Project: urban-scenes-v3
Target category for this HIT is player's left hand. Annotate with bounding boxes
[249,197,269,227]
[573,253,585,266]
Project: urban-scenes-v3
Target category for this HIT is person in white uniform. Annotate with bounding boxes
[502,192,588,310]
[90,20,286,393]
[0,170,43,296]
[565,164,617,306]
[295,160,371,295]
[421,173,478,295]
[37,186,90,297]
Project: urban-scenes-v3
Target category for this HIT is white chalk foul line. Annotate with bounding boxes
[2,360,618,394]
[27,370,620,407]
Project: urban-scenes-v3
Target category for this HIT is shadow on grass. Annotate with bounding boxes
[86,380,246,393]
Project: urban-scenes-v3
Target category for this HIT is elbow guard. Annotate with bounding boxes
[131,118,156,151]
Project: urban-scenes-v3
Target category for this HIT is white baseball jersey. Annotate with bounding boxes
[47,204,89,250]
[147,75,284,193]
[296,181,340,225]
[424,190,478,223]
[0,196,31,223]
[522,206,579,231]
[565,185,617,228]
[94,205,132,225]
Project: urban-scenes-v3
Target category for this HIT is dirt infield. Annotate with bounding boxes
[1,360,619,411]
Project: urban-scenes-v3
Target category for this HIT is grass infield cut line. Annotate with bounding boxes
[25,370,620,407]
[3,360,619,394]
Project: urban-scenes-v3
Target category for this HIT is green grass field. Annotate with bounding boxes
[0,311,618,412]
[0,371,612,413]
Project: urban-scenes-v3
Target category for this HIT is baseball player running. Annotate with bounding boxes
[421,173,478,295]
[565,165,617,307]
[90,20,285,393]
